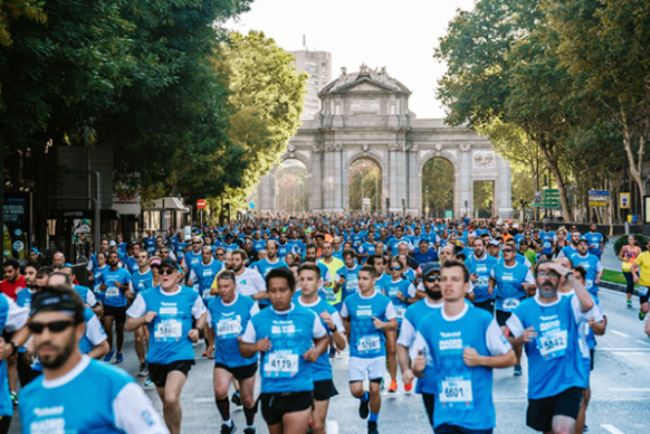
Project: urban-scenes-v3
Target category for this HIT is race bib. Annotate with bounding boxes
[585,280,594,290]
[216,318,241,338]
[324,287,338,302]
[347,278,358,291]
[357,335,381,354]
[477,276,489,287]
[154,319,183,342]
[105,285,120,297]
[538,328,568,359]
[639,286,649,296]
[394,305,406,319]
[502,297,520,312]
[439,378,474,408]
[263,350,299,378]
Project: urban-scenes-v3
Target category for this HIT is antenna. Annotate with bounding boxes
[302,34,306,49]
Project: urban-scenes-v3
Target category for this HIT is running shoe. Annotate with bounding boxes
[359,396,369,419]
[640,311,646,321]
[103,350,114,363]
[627,300,632,308]
[514,364,522,376]
[404,381,413,392]
[231,390,242,406]
[367,421,379,434]
[220,422,236,434]
[138,363,149,377]
[144,377,154,388]
[202,350,208,357]
[244,429,255,434]
[388,380,397,393]
[115,352,124,363]
[10,391,18,407]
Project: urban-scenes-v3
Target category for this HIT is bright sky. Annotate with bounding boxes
[227,0,476,119]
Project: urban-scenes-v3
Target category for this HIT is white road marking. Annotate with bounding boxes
[610,330,631,338]
[326,420,339,434]
[636,339,650,346]
[192,397,214,403]
[598,347,650,351]
[601,424,626,434]
[609,387,650,393]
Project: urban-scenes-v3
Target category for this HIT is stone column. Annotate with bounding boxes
[322,146,337,212]
[457,144,472,218]
[497,154,513,218]
[258,169,276,213]
[407,146,420,215]
[388,145,402,214]
[309,149,322,212]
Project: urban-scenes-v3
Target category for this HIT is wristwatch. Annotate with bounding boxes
[565,271,573,280]
[9,341,19,355]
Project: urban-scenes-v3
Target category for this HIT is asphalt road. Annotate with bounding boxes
[9,286,650,434]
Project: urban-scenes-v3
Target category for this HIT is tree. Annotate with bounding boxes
[436,0,578,219]
[547,0,650,221]
[220,30,307,210]
[422,158,455,217]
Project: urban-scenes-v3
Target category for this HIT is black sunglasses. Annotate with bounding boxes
[425,275,442,282]
[160,268,176,275]
[28,320,76,334]
[502,248,515,253]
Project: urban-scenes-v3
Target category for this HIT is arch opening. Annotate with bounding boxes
[274,159,309,214]
[422,157,455,218]
[348,158,382,213]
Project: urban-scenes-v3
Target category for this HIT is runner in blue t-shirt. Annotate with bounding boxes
[466,237,498,314]
[383,257,417,394]
[335,249,362,301]
[240,267,328,434]
[128,250,155,378]
[341,265,397,434]
[584,224,604,258]
[358,231,377,264]
[505,260,594,434]
[411,260,515,433]
[397,262,444,425]
[297,263,346,434]
[100,251,132,364]
[20,286,168,434]
[126,258,207,434]
[206,270,259,434]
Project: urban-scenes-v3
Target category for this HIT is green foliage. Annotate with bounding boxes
[219,30,307,210]
[614,233,649,256]
[422,158,454,217]
[349,160,381,212]
[275,161,309,214]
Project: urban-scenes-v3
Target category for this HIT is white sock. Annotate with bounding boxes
[223,419,232,427]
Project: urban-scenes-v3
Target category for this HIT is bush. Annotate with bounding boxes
[613,233,649,256]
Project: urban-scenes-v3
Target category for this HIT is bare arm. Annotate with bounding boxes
[87,340,110,360]
[463,347,516,368]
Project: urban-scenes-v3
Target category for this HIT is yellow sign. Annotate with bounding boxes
[620,192,630,209]
[589,201,609,207]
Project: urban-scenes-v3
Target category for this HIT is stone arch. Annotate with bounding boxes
[421,153,458,218]
[274,158,310,214]
[280,150,311,170]
[346,151,385,213]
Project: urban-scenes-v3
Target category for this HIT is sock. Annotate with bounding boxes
[360,391,369,402]
[244,401,258,426]
[216,398,230,422]
[369,412,379,423]
[223,419,232,427]
[234,389,240,396]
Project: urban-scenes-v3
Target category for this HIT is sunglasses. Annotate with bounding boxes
[425,275,442,282]
[391,266,402,271]
[502,248,515,253]
[216,253,224,256]
[192,241,202,245]
[28,320,76,334]
[160,268,176,275]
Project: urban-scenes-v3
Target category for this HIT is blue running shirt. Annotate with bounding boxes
[207,294,259,368]
[340,291,396,359]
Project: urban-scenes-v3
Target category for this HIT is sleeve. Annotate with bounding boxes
[409,331,430,362]
[331,311,345,332]
[250,302,260,317]
[505,313,525,338]
[397,317,416,347]
[123,269,132,284]
[340,301,350,319]
[253,270,267,292]
[191,295,206,319]
[325,269,332,283]
[188,269,198,283]
[524,269,535,285]
[570,295,587,323]
[86,261,95,271]
[407,283,416,298]
[85,314,108,346]
[241,320,257,344]
[86,289,97,307]
[126,294,147,319]
[485,318,512,355]
[490,268,496,279]
[596,261,603,273]
[523,257,532,268]
[4,296,29,332]
[312,313,327,339]
[384,301,397,321]
[113,382,170,434]
[557,250,566,258]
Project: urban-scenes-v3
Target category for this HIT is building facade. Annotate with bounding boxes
[290,49,332,120]
[255,65,512,218]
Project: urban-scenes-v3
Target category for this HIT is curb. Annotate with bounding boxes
[599,280,640,296]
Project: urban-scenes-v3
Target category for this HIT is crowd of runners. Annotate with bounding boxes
[2,214,650,434]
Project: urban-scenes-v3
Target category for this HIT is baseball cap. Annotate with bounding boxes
[29,247,39,255]
[108,240,117,247]
[489,239,500,247]
[421,262,441,277]
[160,258,181,272]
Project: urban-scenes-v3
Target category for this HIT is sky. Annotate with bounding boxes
[226,0,477,119]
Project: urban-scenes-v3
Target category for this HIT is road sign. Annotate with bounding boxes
[196,199,207,209]
[589,190,610,207]
[620,192,630,209]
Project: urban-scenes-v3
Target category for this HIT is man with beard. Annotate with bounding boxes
[227,250,266,301]
[15,263,43,386]
[188,245,223,306]
[466,237,498,314]
[505,260,594,434]
[18,285,168,433]
[397,262,445,426]
[305,244,332,286]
